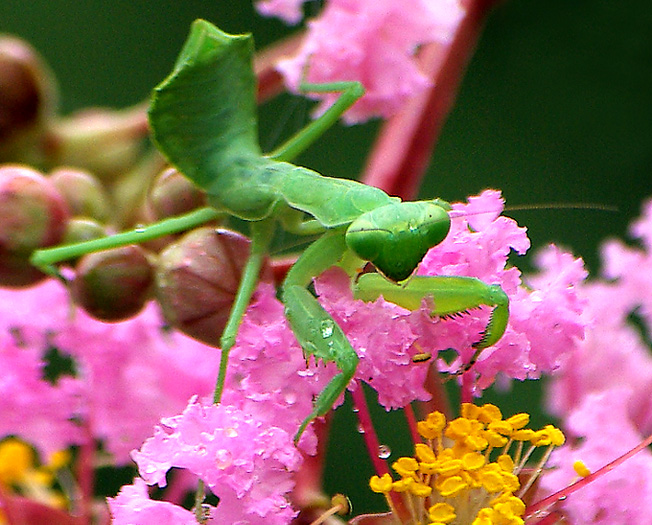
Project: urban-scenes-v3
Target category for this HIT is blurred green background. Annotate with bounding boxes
[2,0,652,517]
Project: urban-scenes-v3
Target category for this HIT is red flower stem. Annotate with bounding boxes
[460,370,474,404]
[350,386,410,520]
[289,417,334,514]
[525,431,652,521]
[254,32,305,104]
[360,0,498,199]
[76,422,95,525]
[350,385,389,478]
[413,362,453,420]
[404,405,421,445]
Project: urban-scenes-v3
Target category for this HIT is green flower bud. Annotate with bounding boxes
[62,217,107,246]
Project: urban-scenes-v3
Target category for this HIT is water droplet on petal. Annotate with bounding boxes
[377,444,391,459]
[215,449,233,469]
[224,427,238,438]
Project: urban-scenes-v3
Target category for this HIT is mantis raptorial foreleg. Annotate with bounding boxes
[282,229,359,442]
[353,273,510,369]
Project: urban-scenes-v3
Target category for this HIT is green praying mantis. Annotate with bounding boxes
[30,20,509,442]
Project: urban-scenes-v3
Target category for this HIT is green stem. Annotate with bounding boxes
[193,479,206,523]
[30,207,221,275]
[213,220,275,404]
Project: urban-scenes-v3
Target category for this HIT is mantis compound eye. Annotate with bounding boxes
[345,201,451,282]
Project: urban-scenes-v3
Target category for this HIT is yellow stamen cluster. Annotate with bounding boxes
[0,438,71,509]
[369,403,565,525]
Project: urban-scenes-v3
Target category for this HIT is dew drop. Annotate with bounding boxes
[224,427,238,438]
[215,449,233,469]
[377,444,391,459]
[134,227,146,233]
[357,423,366,434]
[320,319,334,338]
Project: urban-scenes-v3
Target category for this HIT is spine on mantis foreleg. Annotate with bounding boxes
[353,273,509,368]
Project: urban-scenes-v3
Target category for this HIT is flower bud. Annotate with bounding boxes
[156,227,271,346]
[50,167,111,223]
[0,36,57,157]
[49,105,148,182]
[62,217,107,245]
[147,167,206,221]
[0,164,69,287]
[72,245,154,322]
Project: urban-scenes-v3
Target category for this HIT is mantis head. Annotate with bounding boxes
[345,201,451,282]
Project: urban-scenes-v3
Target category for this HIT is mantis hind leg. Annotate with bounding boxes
[282,228,359,443]
[268,80,364,162]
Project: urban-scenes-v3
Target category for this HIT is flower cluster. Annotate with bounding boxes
[257,0,465,123]
[130,397,302,524]
[369,403,565,524]
[0,279,218,462]
[540,197,652,522]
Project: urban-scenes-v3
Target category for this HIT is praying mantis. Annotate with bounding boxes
[30,20,509,442]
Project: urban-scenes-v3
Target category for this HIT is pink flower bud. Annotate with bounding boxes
[156,227,271,346]
[0,36,57,154]
[50,167,111,223]
[0,164,69,287]
[72,245,154,322]
[146,167,206,221]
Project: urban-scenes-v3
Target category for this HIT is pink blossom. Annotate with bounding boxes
[131,396,301,524]
[418,191,587,390]
[0,279,218,463]
[274,0,465,123]
[313,190,587,403]
[548,197,652,435]
[256,0,307,24]
[315,268,431,409]
[0,330,82,458]
[108,477,202,525]
[539,387,652,523]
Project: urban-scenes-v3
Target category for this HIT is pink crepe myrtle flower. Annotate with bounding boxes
[0,279,218,463]
[420,192,587,390]
[256,0,307,24]
[131,396,301,525]
[315,267,432,409]
[539,387,652,523]
[268,0,465,123]
[109,477,204,525]
[0,330,82,459]
[548,197,652,435]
